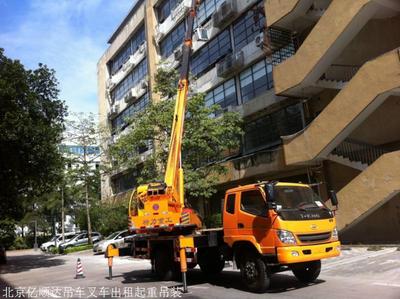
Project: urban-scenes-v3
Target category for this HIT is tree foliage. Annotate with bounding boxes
[108,67,243,200]
[0,48,67,220]
[64,113,102,243]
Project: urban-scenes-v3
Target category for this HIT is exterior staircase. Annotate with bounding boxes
[270,0,395,96]
[334,150,400,231]
[328,138,387,170]
[282,49,400,166]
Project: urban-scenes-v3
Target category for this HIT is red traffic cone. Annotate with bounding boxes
[75,258,85,279]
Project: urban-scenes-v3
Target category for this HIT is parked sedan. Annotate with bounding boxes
[40,232,77,252]
[93,230,129,254]
[58,232,102,253]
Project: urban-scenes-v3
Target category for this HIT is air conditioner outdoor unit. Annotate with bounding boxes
[140,79,148,89]
[216,50,244,78]
[108,104,119,118]
[106,78,115,90]
[122,60,134,72]
[138,42,147,54]
[154,25,165,43]
[124,89,137,104]
[255,32,264,48]
[171,0,190,20]
[174,47,183,61]
[212,0,237,29]
[194,27,208,41]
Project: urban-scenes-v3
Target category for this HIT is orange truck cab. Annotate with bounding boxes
[221,181,340,292]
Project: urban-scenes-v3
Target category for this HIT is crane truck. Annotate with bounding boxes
[105,0,341,293]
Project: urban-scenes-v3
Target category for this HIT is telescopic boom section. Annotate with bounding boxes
[128,0,202,231]
[164,0,199,206]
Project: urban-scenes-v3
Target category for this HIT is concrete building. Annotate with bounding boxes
[98,0,400,243]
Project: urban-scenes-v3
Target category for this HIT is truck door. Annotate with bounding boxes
[238,189,274,253]
[223,193,238,238]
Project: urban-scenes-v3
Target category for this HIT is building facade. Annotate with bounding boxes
[98,0,400,243]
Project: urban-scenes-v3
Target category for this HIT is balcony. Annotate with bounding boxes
[154,0,191,43]
[107,42,147,90]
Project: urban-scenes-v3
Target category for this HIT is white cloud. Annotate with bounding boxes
[0,0,132,114]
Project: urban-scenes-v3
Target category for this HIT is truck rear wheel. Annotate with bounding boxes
[291,260,321,283]
[154,248,175,281]
[240,253,270,293]
[198,247,224,276]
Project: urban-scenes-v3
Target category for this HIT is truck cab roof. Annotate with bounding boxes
[225,182,310,194]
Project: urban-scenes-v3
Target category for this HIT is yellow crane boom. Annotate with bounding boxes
[128,0,202,232]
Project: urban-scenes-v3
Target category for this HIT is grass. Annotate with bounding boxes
[64,245,93,254]
[367,245,383,251]
[48,244,93,254]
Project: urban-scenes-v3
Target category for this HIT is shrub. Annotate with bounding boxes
[10,236,29,250]
[64,244,92,254]
[0,219,16,249]
[204,213,222,228]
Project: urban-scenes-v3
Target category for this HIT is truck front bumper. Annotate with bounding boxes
[277,241,341,264]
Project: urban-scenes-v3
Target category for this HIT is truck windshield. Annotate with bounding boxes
[274,186,325,210]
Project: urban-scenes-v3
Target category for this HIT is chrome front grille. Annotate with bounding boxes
[297,232,331,243]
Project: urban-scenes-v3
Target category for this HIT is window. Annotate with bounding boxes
[239,59,273,103]
[112,169,140,194]
[160,20,186,58]
[195,0,224,27]
[226,194,236,214]
[157,0,181,23]
[205,78,237,114]
[240,190,267,216]
[243,103,303,152]
[233,1,265,51]
[110,58,147,102]
[191,29,231,77]
[109,25,145,75]
[111,93,150,133]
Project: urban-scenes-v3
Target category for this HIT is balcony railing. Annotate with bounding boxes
[320,64,361,82]
[332,138,388,165]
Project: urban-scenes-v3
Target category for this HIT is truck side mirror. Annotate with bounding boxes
[329,190,338,209]
[265,183,276,209]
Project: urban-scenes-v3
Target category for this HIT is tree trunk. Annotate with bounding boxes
[86,180,93,245]
[61,187,65,243]
[84,146,93,245]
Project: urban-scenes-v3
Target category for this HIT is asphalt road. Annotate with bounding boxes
[0,247,399,299]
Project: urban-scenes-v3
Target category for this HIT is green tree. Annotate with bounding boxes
[64,113,101,244]
[108,67,242,203]
[0,48,67,221]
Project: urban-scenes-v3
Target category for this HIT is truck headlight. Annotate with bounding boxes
[276,230,297,244]
[332,227,338,240]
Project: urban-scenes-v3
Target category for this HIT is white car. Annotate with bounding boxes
[93,230,129,254]
[40,233,77,252]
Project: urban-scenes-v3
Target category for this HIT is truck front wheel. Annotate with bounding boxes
[291,260,321,283]
[240,253,270,293]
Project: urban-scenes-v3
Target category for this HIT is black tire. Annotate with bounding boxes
[154,248,175,281]
[291,260,321,283]
[47,245,55,252]
[240,252,270,293]
[198,247,225,276]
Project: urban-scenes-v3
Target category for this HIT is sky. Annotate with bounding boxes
[0,0,134,114]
